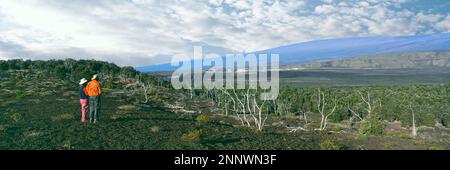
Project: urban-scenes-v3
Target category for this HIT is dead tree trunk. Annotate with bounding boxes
[358,91,373,116]
[348,106,363,121]
[223,89,246,126]
[247,89,267,131]
[303,111,308,125]
[142,83,150,103]
[317,88,337,131]
[223,88,267,130]
[138,80,154,103]
[233,89,251,127]
[409,104,417,137]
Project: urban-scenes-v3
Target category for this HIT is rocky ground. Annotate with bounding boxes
[1,70,449,150]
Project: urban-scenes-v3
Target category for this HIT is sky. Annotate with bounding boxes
[0,0,449,66]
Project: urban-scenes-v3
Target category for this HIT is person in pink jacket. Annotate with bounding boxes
[79,78,89,123]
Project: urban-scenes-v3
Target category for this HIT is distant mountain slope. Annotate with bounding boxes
[257,33,450,65]
[287,51,450,69]
[136,33,450,72]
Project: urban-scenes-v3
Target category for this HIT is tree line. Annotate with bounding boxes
[194,83,450,136]
[0,59,170,89]
[3,59,449,136]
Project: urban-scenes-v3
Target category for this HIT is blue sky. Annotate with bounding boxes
[0,0,449,66]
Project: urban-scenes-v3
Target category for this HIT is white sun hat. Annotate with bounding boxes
[79,78,88,85]
[91,74,98,80]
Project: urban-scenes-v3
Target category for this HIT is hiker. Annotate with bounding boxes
[85,74,102,123]
[79,78,89,123]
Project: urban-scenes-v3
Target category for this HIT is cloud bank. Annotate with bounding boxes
[0,0,449,66]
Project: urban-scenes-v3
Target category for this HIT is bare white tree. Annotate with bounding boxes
[220,90,229,116]
[222,89,247,126]
[221,88,268,130]
[357,91,374,117]
[141,82,152,103]
[272,98,278,115]
[345,90,382,129]
[395,91,419,138]
[124,80,140,95]
[233,89,252,127]
[409,103,417,137]
[317,88,337,131]
[122,75,154,103]
[347,105,363,121]
[248,89,267,131]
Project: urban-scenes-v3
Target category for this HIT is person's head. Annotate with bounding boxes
[91,74,98,80]
[79,78,88,87]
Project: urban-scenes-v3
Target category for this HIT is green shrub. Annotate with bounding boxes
[359,114,385,135]
[354,134,369,142]
[319,130,328,136]
[24,131,43,138]
[62,140,74,150]
[0,125,8,132]
[152,94,162,101]
[319,140,340,150]
[383,142,397,149]
[196,115,210,124]
[439,113,450,127]
[181,129,203,142]
[427,146,447,150]
[332,126,342,132]
[51,113,74,122]
[10,112,22,122]
[14,91,27,99]
[413,140,425,146]
[150,126,160,133]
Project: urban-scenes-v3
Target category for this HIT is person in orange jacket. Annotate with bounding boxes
[85,74,102,123]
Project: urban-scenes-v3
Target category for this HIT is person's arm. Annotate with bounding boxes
[83,83,90,96]
[83,87,89,96]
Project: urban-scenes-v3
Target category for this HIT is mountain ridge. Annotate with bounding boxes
[284,51,450,70]
[136,33,450,72]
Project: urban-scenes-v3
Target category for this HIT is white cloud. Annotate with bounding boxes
[436,15,450,32]
[0,0,448,66]
[415,13,442,23]
[314,4,336,14]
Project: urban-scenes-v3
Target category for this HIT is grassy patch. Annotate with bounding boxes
[150,126,160,133]
[319,140,340,150]
[181,129,203,143]
[51,113,74,122]
[196,114,210,124]
[427,146,448,150]
[24,131,44,138]
[0,125,9,132]
[10,113,22,122]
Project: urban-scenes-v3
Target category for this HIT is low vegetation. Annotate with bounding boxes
[1,59,450,150]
